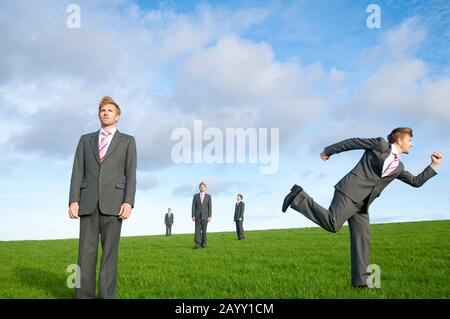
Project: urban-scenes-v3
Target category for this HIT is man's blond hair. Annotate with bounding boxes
[98,96,121,115]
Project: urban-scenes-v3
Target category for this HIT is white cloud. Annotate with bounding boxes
[141,4,270,65]
[307,17,450,152]
[171,36,330,142]
[172,184,196,197]
[137,172,159,190]
[0,0,337,171]
[354,17,450,124]
[370,17,426,62]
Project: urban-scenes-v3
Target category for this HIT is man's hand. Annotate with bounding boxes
[118,203,133,220]
[431,151,443,169]
[68,202,79,219]
[239,218,242,221]
[192,217,195,222]
[207,217,211,222]
[320,150,330,161]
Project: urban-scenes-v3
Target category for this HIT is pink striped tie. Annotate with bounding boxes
[99,131,110,162]
[382,154,400,177]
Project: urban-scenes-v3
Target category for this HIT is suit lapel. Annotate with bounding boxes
[196,193,201,207]
[89,131,101,165]
[102,130,121,163]
[380,146,391,167]
[201,194,206,207]
[379,145,392,177]
[392,161,403,176]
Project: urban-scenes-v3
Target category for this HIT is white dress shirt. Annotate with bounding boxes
[200,191,205,203]
[382,144,400,176]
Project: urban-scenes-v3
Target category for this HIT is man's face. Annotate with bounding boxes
[99,104,119,127]
[168,209,171,214]
[199,184,206,192]
[398,135,413,154]
[236,195,240,201]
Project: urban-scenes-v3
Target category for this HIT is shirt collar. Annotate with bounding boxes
[391,144,400,156]
[100,127,117,136]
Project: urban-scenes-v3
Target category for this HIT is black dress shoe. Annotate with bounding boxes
[282,184,303,213]
[352,284,368,289]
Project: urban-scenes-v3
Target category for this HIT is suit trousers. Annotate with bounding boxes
[76,204,122,299]
[194,219,208,247]
[166,224,172,236]
[290,189,371,286]
[235,220,245,240]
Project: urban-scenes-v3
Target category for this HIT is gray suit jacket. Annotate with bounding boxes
[69,130,137,216]
[192,193,212,220]
[165,213,174,225]
[234,201,245,221]
[324,137,437,212]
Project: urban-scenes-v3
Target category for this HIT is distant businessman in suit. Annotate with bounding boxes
[165,208,174,237]
[68,96,137,298]
[282,127,442,287]
[234,194,245,240]
[192,182,212,249]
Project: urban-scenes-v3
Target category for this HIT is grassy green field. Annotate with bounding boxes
[0,220,449,299]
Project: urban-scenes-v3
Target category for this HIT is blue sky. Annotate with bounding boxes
[0,0,449,240]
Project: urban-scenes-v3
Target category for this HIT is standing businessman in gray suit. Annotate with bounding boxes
[192,182,212,249]
[234,194,245,240]
[68,96,137,299]
[165,208,174,236]
[282,127,443,287]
